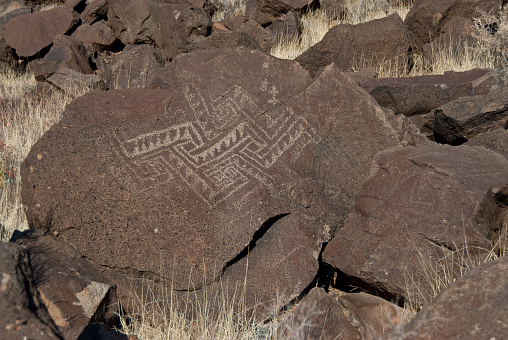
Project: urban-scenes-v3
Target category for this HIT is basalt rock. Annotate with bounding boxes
[21,48,399,315]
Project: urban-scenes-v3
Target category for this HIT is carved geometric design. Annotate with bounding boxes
[98,85,317,207]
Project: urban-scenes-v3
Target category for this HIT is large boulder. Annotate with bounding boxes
[107,0,211,61]
[21,48,399,313]
[399,256,508,339]
[0,242,62,340]
[322,145,508,306]
[296,13,410,77]
[357,68,499,116]
[3,6,79,58]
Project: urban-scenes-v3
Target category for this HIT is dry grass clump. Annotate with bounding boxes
[212,0,247,22]
[404,229,507,314]
[117,278,282,340]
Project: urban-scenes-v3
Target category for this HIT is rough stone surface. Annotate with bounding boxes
[80,0,109,24]
[71,20,117,52]
[358,68,499,116]
[0,242,62,340]
[266,11,300,39]
[430,87,508,145]
[12,229,119,340]
[257,0,317,19]
[21,49,399,313]
[405,0,503,51]
[323,145,508,303]
[400,256,508,339]
[3,6,79,57]
[189,20,272,53]
[280,287,361,339]
[47,67,106,96]
[466,127,508,160]
[296,13,410,77]
[336,292,407,340]
[108,0,211,60]
[103,44,161,89]
[30,35,93,81]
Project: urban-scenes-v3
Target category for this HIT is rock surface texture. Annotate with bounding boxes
[21,48,400,315]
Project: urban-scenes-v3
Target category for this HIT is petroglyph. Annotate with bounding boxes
[98,85,317,206]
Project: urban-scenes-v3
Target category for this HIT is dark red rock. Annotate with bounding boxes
[257,0,317,19]
[323,145,508,305]
[47,67,106,96]
[357,68,499,116]
[103,44,161,89]
[466,127,508,160]
[21,49,399,314]
[12,229,119,340]
[296,13,410,77]
[71,20,117,52]
[107,0,211,61]
[280,288,361,339]
[431,87,508,145]
[30,34,93,81]
[266,11,300,39]
[0,242,62,340]
[400,256,508,339]
[3,6,79,58]
[80,0,109,24]
[405,0,503,51]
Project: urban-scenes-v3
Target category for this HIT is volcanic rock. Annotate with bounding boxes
[296,13,410,77]
[21,48,399,314]
[3,6,79,58]
[12,229,119,340]
[357,68,499,116]
[107,0,211,61]
[323,145,508,305]
[0,242,62,340]
[400,256,508,339]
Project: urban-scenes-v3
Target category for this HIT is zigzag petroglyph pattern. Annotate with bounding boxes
[98,85,317,206]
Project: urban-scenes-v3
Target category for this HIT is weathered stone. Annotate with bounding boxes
[12,229,119,340]
[257,0,317,19]
[3,6,79,57]
[47,67,106,96]
[358,68,499,116]
[78,323,136,340]
[30,34,93,81]
[103,44,161,89]
[280,287,361,339]
[400,256,508,339]
[223,13,249,31]
[108,0,211,60]
[336,292,408,340]
[323,145,508,304]
[219,212,319,318]
[405,0,503,51]
[21,49,399,313]
[0,1,31,35]
[80,0,109,24]
[71,20,117,53]
[387,113,434,147]
[0,242,61,340]
[466,127,508,160]
[266,11,300,39]
[296,13,410,77]
[431,87,508,145]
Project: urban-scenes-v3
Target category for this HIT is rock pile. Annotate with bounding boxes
[1,0,507,339]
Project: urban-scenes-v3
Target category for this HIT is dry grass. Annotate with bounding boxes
[404,228,507,314]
